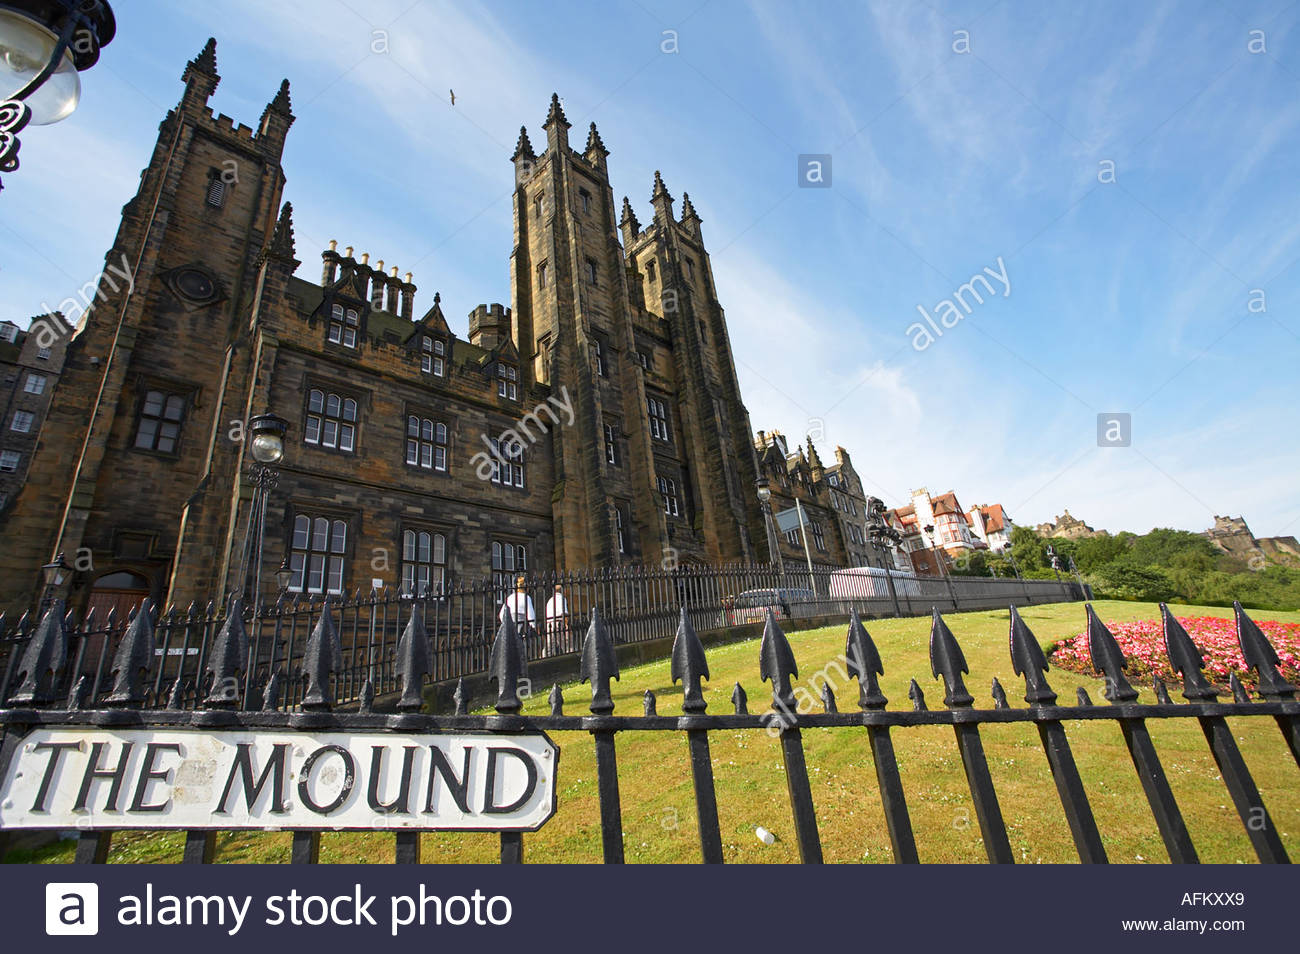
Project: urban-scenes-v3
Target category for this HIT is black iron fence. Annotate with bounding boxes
[0,563,1082,711]
[0,597,1294,864]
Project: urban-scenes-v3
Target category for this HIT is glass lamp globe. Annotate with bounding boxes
[250,433,284,464]
[0,10,81,125]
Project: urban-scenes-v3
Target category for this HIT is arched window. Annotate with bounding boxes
[402,529,446,595]
[305,389,357,452]
[290,513,347,594]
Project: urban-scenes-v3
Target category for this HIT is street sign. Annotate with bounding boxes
[0,727,558,832]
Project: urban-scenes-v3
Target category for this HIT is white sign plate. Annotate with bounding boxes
[0,727,558,832]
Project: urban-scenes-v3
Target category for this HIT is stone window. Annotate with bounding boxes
[785,528,800,547]
[489,435,525,489]
[810,521,827,553]
[492,541,527,592]
[658,475,679,517]
[533,193,543,219]
[593,337,606,377]
[604,422,619,466]
[684,258,694,280]
[636,350,651,371]
[406,415,448,471]
[305,388,358,452]
[402,528,446,596]
[648,396,671,442]
[289,514,347,594]
[328,303,359,348]
[24,373,46,395]
[0,450,19,472]
[421,336,445,376]
[645,260,655,283]
[36,347,51,360]
[0,324,16,342]
[585,257,598,285]
[497,364,518,401]
[537,260,548,288]
[132,390,184,451]
[615,505,628,553]
[579,188,591,213]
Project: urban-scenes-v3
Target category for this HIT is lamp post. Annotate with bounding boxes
[39,550,70,612]
[235,412,288,615]
[865,503,902,617]
[756,477,786,591]
[0,1,116,193]
[924,522,958,609]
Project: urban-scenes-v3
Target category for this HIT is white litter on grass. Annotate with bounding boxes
[755,826,776,846]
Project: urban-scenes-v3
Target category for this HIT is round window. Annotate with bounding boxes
[175,268,216,301]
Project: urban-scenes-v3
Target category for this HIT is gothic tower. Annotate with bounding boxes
[0,39,293,612]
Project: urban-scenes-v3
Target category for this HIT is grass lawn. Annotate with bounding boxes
[9,599,1300,864]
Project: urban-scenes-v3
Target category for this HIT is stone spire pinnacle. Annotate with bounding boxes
[269,78,292,115]
[619,196,639,230]
[585,121,608,156]
[680,191,699,221]
[268,201,298,265]
[190,37,217,76]
[651,170,672,203]
[543,92,570,130]
[511,125,536,161]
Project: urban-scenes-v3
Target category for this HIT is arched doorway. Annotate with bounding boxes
[86,570,151,624]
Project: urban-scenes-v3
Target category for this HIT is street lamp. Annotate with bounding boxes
[924,522,958,609]
[0,1,116,192]
[39,550,69,610]
[235,412,288,614]
[275,557,293,594]
[865,500,902,617]
[756,476,785,590]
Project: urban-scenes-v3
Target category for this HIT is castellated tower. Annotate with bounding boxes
[510,95,762,569]
[0,39,294,612]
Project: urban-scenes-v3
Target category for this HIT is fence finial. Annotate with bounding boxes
[1085,604,1138,703]
[731,682,748,715]
[549,683,564,716]
[395,606,431,711]
[581,606,619,715]
[8,598,69,705]
[1160,603,1219,701]
[1008,604,1056,706]
[929,608,973,708]
[301,599,342,710]
[908,678,927,711]
[489,610,527,714]
[1234,601,1297,700]
[107,599,155,706]
[643,689,657,716]
[1076,686,1093,707]
[1229,672,1251,704]
[991,677,1008,709]
[203,598,248,708]
[821,682,837,713]
[670,606,710,713]
[759,608,798,712]
[845,609,887,710]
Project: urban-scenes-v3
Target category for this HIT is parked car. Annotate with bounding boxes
[726,587,817,624]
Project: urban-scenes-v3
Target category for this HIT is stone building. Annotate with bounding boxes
[1205,515,1299,567]
[752,430,876,570]
[0,40,768,617]
[1035,509,1102,540]
[0,314,71,516]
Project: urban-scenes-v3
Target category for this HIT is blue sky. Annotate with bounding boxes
[3,0,1298,538]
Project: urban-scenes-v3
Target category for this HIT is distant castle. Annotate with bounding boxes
[1205,516,1300,567]
[1035,510,1102,540]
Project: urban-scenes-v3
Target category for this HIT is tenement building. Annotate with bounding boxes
[0,313,70,515]
[0,40,769,616]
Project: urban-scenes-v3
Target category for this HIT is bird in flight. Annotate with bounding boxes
[450,89,456,105]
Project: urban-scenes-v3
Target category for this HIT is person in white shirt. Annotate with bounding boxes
[498,575,536,644]
[543,584,568,656]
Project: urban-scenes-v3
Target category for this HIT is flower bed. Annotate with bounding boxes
[1049,614,1300,692]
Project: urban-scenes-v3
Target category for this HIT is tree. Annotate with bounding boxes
[1090,560,1179,602]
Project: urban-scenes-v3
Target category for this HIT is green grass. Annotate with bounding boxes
[10,600,1300,864]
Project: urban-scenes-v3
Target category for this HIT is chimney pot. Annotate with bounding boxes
[344,246,354,258]
[390,266,398,278]
[360,252,369,265]
[328,239,338,251]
